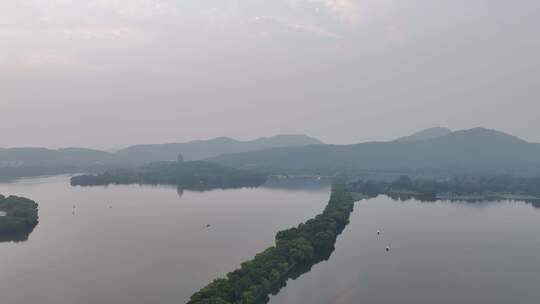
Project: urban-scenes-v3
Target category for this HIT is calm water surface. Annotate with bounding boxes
[270,196,540,304]
[0,176,330,304]
[3,176,540,304]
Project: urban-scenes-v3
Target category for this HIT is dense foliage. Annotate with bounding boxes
[187,183,355,304]
[0,195,39,234]
[350,175,540,200]
[71,161,268,189]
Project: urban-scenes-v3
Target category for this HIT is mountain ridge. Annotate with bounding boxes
[209,128,540,175]
[115,134,323,163]
[395,127,452,142]
[0,134,323,180]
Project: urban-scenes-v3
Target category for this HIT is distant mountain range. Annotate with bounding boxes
[3,129,540,180]
[0,135,322,180]
[115,134,323,164]
[395,127,452,142]
[0,147,119,167]
[209,128,540,176]
[0,148,124,180]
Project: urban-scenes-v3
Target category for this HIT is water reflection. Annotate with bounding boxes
[174,185,265,198]
[382,192,540,209]
[0,175,330,304]
[0,226,36,243]
[270,195,540,304]
[257,246,337,303]
[177,187,184,198]
[173,177,330,199]
[262,177,332,192]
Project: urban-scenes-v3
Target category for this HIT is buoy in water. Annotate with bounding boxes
[386,246,390,252]
[377,230,381,235]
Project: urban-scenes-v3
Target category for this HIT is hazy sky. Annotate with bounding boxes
[1,1,539,149]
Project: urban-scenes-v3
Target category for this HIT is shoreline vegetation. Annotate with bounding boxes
[187,182,355,304]
[0,195,39,242]
[70,160,267,190]
[349,175,540,203]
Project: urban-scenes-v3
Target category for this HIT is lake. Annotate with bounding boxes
[0,176,330,304]
[2,176,540,304]
[270,195,540,304]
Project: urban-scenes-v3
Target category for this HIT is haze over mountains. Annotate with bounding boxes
[2,129,540,180]
[0,148,124,180]
[0,135,322,179]
[395,127,452,142]
[210,128,540,176]
[115,134,323,164]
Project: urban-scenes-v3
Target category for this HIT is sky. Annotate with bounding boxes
[1,0,539,149]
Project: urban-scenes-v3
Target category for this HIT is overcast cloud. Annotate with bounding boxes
[1,0,539,148]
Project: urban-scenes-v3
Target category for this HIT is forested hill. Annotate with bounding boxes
[115,134,323,164]
[70,160,267,189]
[208,128,540,175]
